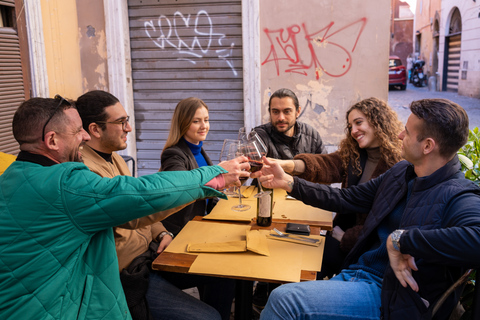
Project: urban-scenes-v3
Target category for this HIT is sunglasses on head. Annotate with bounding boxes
[42,94,72,142]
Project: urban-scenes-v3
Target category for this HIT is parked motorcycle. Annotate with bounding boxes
[411,60,427,87]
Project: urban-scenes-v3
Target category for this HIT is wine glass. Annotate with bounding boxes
[219,139,240,196]
[247,130,272,198]
[226,141,252,211]
[237,127,248,143]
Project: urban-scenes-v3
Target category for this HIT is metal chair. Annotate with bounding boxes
[121,155,136,177]
[432,269,479,319]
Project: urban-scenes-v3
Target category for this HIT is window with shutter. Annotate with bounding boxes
[0,1,29,154]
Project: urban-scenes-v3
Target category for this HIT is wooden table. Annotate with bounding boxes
[152,218,326,320]
[203,187,334,230]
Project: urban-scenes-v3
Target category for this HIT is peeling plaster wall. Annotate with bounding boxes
[76,0,108,92]
[41,0,83,98]
[259,0,390,146]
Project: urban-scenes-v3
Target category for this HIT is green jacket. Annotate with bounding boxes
[0,155,226,319]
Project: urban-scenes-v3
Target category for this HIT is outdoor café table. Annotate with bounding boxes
[202,187,333,230]
[152,215,328,320]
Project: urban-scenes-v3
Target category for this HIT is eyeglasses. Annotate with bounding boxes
[96,116,130,131]
[42,94,72,141]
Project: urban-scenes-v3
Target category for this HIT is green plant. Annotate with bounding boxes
[458,127,480,185]
[457,128,480,319]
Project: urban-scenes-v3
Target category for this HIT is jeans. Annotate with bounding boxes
[145,271,221,320]
[260,269,382,320]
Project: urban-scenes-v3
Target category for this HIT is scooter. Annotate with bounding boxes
[411,60,427,87]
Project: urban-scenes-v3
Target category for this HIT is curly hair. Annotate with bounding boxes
[338,97,403,176]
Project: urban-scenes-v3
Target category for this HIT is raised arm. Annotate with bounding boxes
[293,151,344,183]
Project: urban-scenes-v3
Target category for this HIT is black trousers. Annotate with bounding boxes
[316,235,348,280]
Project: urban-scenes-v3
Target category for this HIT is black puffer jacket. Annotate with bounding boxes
[290,157,480,320]
[160,138,218,235]
[254,121,326,159]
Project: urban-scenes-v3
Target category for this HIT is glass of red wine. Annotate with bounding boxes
[247,130,272,198]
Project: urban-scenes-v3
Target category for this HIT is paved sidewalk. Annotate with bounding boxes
[388,85,480,128]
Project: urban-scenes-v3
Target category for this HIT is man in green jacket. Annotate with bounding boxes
[0,96,248,319]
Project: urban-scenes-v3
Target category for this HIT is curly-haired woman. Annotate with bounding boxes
[276,97,403,279]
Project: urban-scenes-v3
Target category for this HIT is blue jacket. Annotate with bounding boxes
[290,156,480,319]
[0,152,226,319]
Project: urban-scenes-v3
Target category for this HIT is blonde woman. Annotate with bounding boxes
[160,97,216,234]
[160,97,234,320]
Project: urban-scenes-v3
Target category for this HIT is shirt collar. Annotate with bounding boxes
[16,151,58,167]
[89,147,113,163]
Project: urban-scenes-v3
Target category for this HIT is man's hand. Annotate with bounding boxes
[218,156,250,187]
[251,157,294,192]
[157,234,173,254]
[268,158,295,174]
[386,234,419,292]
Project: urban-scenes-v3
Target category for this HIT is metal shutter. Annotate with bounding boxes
[445,34,461,93]
[0,0,25,154]
[128,0,244,176]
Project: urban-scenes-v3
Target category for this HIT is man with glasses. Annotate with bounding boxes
[76,90,232,320]
[0,96,249,319]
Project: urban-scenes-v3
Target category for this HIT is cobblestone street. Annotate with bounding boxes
[388,85,480,128]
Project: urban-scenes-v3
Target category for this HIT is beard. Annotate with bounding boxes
[273,121,295,134]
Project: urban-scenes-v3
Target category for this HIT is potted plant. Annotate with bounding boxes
[457,127,480,319]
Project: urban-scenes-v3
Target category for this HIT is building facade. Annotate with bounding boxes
[3,0,391,176]
[414,0,480,97]
[390,0,414,67]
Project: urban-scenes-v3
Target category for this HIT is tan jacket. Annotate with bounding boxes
[81,145,184,271]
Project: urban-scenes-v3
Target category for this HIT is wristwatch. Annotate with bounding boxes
[157,231,174,242]
[391,229,405,251]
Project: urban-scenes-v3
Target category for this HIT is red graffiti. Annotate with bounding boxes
[261,18,367,79]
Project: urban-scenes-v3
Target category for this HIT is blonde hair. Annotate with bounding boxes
[339,97,403,176]
[163,97,209,150]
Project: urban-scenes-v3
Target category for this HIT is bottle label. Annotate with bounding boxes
[258,194,272,217]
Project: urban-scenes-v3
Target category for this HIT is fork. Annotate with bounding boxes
[273,228,320,243]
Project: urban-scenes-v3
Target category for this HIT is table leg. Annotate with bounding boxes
[234,280,254,320]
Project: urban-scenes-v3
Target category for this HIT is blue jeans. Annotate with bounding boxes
[145,271,221,320]
[260,269,382,320]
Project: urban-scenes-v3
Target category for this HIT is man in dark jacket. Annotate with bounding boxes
[256,98,480,320]
[254,88,326,159]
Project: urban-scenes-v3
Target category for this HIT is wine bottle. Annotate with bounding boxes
[256,186,273,226]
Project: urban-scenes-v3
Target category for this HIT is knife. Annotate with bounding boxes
[268,234,320,244]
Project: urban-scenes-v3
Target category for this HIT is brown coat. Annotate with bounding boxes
[294,150,392,252]
[81,144,185,271]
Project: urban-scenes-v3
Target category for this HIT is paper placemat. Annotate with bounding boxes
[272,189,333,224]
[203,187,257,221]
[190,230,303,282]
[185,228,325,283]
[204,188,333,226]
[164,221,252,254]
